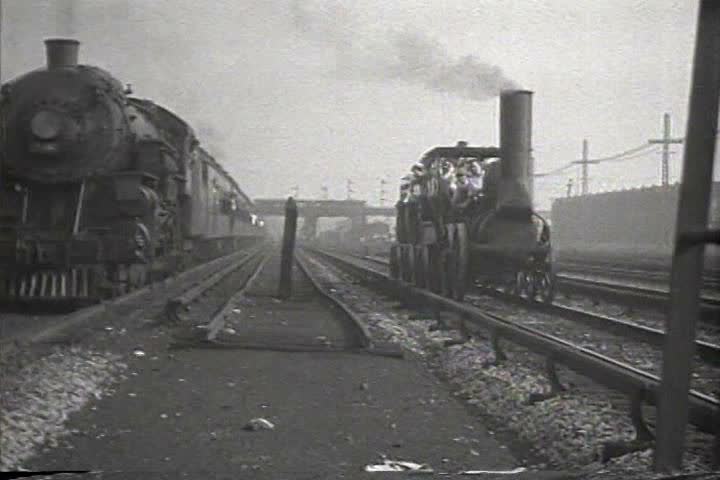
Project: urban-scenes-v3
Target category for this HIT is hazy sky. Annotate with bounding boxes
[1,0,712,209]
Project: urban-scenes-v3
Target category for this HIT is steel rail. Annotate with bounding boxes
[309,248,719,434]
[165,244,268,322]
[556,275,720,325]
[0,245,266,351]
[344,251,720,365]
[295,251,373,349]
[205,251,269,341]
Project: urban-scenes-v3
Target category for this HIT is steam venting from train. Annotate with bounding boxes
[292,1,518,101]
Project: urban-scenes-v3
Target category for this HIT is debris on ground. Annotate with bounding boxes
[364,459,433,472]
[243,418,275,431]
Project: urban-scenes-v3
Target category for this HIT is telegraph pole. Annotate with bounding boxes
[649,113,684,186]
[581,139,589,195]
[572,139,595,195]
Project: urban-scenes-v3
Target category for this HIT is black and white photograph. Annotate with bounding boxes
[0,1,719,478]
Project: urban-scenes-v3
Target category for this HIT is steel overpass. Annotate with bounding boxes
[254,198,395,238]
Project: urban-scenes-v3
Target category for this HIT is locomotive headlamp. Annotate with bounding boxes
[30,110,63,140]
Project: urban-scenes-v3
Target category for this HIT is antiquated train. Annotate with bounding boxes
[390,90,554,302]
[0,39,265,302]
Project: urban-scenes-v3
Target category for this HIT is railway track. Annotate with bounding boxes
[306,247,719,448]
[555,274,720,326]
[0,244,269,357]
[167,248,398,358]
[347,251,720,366]
[556,260,720,291]
[358,250,720,326]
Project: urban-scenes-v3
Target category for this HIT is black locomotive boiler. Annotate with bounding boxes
[391,90,555,302]
[0,39,265,302]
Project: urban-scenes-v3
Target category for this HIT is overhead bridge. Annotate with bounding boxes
[254,198,395,238]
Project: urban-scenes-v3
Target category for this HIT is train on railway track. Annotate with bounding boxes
[0,39,265,303]
[390,90,554,302]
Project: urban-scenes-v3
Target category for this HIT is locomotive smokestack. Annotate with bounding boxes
[44,39,80,69]
[499,90,533,208]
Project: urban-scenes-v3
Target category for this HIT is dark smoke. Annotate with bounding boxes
[292,1,518,101]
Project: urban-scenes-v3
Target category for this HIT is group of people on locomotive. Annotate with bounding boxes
[392,142,554,303]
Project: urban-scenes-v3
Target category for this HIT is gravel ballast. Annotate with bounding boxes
[302,251,718,479]
[0,347,126,469]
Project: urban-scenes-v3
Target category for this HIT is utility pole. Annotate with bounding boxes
[649,113,684,186]
[346,179,354,200]
[572,139,598,195]
[566,178,573,198]
[581,139,589,195]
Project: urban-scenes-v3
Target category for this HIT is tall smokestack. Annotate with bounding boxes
[45,39,80,69]
[499,90,533,208]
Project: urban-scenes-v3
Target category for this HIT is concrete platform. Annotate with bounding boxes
[26,252,578,478]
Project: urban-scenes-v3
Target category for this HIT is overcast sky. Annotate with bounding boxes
[1,0,712,209]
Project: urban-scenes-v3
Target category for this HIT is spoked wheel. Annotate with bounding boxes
[396,207,407,244]
[534,269,556,303]
[401,245,415,283]
[450,223,469,301]
[440,224,455,298]
[407,245,417,284]
[414,245,429,288]
[517,270,537,299]
[389,245,400,280]
[428,245,444,294]
[397,245,406,282]
[405,203,420,245]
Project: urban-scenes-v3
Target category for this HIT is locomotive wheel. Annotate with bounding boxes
[389,245,400,280]
[443,224,457,298]
[397,248,407,281]
[427,245,444,294]
[514,271,529,299]
[404,245,416,284]
[396,210,406,244]
[415,245,430,288]
[404,204,418,244]
[535,270,556,304]
[451,223,469,301]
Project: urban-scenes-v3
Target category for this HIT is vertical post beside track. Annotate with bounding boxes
[278,197,298,299]
[654,0,720,472]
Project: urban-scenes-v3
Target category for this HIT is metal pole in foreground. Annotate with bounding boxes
[654,0,720,472]
[278,197,298,299]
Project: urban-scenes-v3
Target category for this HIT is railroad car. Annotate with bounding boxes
[0,39,265,302]
[390,90,554,302]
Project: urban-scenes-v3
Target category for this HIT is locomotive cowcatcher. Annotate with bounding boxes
[0,39,263,303]
[390,90,555,302]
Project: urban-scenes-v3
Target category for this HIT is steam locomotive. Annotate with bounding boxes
[391,90,555,302]
[0,39,265,302]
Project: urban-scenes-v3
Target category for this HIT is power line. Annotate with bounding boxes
[533,142,657,178]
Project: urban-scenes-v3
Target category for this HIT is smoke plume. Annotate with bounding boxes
[292,1,518,101]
